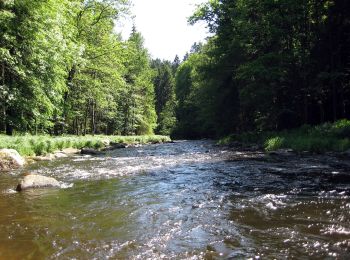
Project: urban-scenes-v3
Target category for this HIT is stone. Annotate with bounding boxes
[61,148,79,154]
[0,149,25,171]
[150,140,162,144]
[109,142,127,149]
[81,148,103,155]
[101,139,110,146]
[54,152,68,158]
[16,174,60,191]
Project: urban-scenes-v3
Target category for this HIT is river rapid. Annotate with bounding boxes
[0,140,349,259]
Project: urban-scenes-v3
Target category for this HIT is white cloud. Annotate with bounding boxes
[115,0,209,61]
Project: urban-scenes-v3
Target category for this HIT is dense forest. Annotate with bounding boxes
[1,0,350,139]
[174,0,350,138]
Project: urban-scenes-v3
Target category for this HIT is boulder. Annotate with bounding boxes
[0,149,25,171]
[16,174,60,191]
[61,148,79,154]
[101,139,110,146]
[109,142,127,149]
[81,148,103,155]
[54,152,68,158]
[150,140,162,144]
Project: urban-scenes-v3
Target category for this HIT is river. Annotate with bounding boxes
[0,140,349,259]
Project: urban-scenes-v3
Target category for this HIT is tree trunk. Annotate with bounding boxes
[83,100,89,136]
[319,101,325,123]
[5,123,13,135]
[1,63,6,133]
[303,95,308,124]
[62,66,76,132]
[91,99,96,136]
[331,54,337,121]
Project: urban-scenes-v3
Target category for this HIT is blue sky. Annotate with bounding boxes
[116,0,209,61]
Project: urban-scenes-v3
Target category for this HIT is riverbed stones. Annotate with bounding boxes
[16,174,60,191]
[0,149,26,171]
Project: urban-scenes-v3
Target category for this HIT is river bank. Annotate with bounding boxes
[0,135,170,172]
[219,119,350,154]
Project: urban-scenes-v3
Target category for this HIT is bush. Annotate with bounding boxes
[265,137,285,151]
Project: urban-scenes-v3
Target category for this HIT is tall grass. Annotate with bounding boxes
[220,119,350,153]
[0,135,170,156]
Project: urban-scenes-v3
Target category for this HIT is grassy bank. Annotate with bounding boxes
[219,119,350,153]
[0,135,170,156]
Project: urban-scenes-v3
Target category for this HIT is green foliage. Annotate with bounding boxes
[265,137,285,152]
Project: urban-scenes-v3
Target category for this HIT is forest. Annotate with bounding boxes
[1,0,157,136]
[1,0,350,142]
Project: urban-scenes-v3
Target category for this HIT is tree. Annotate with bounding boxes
[152,60,176,135]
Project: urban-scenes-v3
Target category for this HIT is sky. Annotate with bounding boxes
[115,0,210,61]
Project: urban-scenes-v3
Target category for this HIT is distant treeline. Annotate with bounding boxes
[173,0,350,138]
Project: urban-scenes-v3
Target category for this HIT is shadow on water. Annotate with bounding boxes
[0,140,349,259]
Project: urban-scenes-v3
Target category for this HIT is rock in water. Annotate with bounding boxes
[0,149,25,171]
[102,142,127,151]
[80,148,103,155]
[16,174,60,191]
[109,142,127,149]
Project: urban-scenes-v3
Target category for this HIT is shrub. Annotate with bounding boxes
[265,137,285,151]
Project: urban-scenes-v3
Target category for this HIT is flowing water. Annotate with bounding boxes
[0,140,349,259]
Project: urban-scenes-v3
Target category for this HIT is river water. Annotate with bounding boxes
[0,140,349,259]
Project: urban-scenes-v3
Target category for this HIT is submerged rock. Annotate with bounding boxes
[0,149,25,171]
[16,174,60,191]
